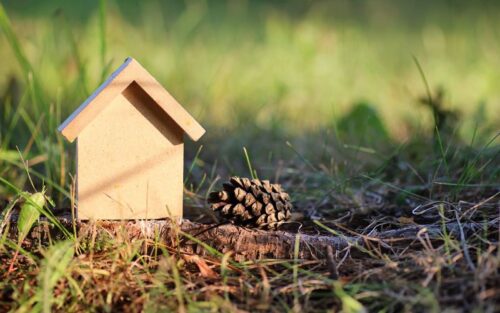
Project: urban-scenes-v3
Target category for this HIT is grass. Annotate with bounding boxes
[0,1,499,312]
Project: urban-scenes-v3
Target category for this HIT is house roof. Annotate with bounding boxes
[58,57,205,142]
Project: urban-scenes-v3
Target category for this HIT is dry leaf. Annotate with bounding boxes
[183,255,218,279]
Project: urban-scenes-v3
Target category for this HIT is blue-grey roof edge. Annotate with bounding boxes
[57,57,134,133]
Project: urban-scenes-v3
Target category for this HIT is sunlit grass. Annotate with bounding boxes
[0,1,499,139]
[0,2,499,312]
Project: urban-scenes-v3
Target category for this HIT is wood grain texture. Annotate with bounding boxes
[6,213,497,261]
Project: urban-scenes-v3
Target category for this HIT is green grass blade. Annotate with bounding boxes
[0,176,73,239]
[243,147,258,179]
[99,0,108,82]
[184,145,203,185]
[17,192,45,244]
[37,240,75,313]
[0,3,45,109]
[0,4,32,80]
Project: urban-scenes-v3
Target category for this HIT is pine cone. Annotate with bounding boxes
[208,177,292,230]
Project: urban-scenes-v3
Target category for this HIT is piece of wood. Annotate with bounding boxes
[59,57,205,142]
[57,57,206,219]
[5,213,498,261]
[77,82,184,219]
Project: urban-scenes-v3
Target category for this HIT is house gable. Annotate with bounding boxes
[58,57,205,142]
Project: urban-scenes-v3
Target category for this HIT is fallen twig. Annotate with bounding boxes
[4,212,499,261]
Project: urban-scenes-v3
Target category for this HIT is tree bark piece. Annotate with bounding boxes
[3,212,498,261]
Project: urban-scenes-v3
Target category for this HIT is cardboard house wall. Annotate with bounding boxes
[58,57,205,220]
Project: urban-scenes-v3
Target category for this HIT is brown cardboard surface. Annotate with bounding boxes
[77,82,184,219]
[60,58,205,142]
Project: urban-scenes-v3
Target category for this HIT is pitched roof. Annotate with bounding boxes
[58,57,205,142]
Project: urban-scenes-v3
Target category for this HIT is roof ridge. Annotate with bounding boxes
[57,57,205,142]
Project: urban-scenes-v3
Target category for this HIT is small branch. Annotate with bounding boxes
[326,245,338,279]
[4,212,499,261]
[454,210,476,271]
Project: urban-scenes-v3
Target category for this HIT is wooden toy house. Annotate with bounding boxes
[58,57,205,220]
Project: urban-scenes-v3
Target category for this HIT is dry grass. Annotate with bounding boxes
[1,132,499,312]
[0,2,499,312]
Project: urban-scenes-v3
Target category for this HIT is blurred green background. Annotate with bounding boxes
[1,3,499,311]
[0,1,499,200]
[1,0,499,137]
